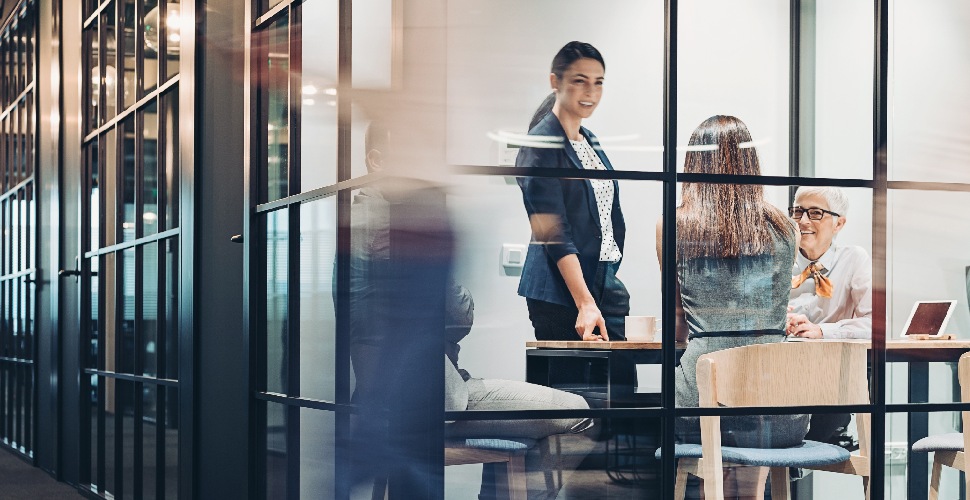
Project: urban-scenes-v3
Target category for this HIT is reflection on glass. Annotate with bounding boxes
[104,252,117,375]
[105,127,118,246]
[163,0,180,80]
[120,379,135,500]
[142,0,160,93]
[90,256,102,370]
[103,1,118,120]
[105,377,117,499]
[142,384,158,500]
[143,243,158,377]
[122,118,136,242]
[88,374,101,491]
[163,238,178,380]
[265,209,288,394]
[142,101,159,236]
[263,16,289,202]
[443,417,601,499]
[163,386,178,500]
[160,90,178,231]
[87,140,101,251]
[122,0,136,109]
[300,0,338,190]
[265,402,287,499]
[299,200,335,401]
[299,409,334,499]
[122,248,136,374]
[85,21,100,131]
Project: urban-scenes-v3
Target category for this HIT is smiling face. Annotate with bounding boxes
[550,57,604,124]
[793,193,846,261]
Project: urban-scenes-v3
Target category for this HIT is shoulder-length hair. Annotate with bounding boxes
[677,115,794,260]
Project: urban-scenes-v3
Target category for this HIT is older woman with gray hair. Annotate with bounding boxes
[787,186,872,339]
[787,186,872,450]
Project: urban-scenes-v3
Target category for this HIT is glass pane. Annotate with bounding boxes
[121,248,136,375]
[678,1,789,175]
[121,0,136,109]
[89,256,102,370]
[160,90,178,231]
[103,1,118,121]
[162,238,178,380]
[810,0,873,180]
[142,243,158,377]
[85,20,100,132]
[88,374,101,491]
[299,409,334,499]
[119,379,136,500]
[122,117,136,242]
[265,209,288,394]
[87,139,101,251]
[105,377,117,498]
[142,384,158,500]
[104,127,118,246]
[890,0,970,182]
[104,252,117,374]
[444,417,603,499]
[445,1,664,171]
[142,100,159,236]
[264,402,287,500]
[142,0,160,93]
[300,0,338,190]
[163,0,180,80]
[888,411,960,500]
[163,386,178,500]
[261,16,289,202]
[299,199,335,401]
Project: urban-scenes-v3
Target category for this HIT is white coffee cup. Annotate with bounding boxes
[625,315,657,341]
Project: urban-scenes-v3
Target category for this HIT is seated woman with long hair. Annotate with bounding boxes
[656,115,809,496]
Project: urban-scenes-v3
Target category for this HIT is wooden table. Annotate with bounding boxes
[526,338,970,499]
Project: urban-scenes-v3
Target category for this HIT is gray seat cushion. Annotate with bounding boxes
[913,433,964,453]
[655,440,851,467]
[445,438,537,454]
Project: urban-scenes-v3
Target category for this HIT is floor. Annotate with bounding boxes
[0,448,85,500]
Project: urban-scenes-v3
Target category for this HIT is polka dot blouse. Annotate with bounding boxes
[570,136,622,262]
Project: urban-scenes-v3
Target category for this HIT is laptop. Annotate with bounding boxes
[900,300,957,339]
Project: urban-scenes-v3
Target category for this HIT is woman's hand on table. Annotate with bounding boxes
[787,312,823,339]
[575,302,608,341]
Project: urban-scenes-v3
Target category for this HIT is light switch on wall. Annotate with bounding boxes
[501,243,527,268]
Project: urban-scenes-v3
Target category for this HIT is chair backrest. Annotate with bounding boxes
[959,352,970,438]
[696,341,870,409]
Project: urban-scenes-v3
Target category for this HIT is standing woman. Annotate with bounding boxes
[516,42,634,386]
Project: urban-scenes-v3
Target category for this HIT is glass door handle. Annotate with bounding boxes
[230,234,244,243]
[58,269,82,278]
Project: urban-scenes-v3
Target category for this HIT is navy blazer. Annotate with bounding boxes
[516,112,626,307]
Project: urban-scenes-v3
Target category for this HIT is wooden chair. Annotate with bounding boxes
[373,437,534,500]
[668,341,871,500]
[912,351,970,500]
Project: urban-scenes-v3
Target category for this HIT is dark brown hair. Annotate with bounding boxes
[677,115,794,259]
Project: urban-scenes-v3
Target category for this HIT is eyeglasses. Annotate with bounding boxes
[788,207,841,220]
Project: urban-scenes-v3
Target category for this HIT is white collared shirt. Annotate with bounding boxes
[570,137,622,262]
[789,242,872,339]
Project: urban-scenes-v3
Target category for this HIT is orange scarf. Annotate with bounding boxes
[791,261,833,298]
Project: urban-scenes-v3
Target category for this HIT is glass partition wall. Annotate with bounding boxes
[246,0,970,499]
[0,0,37,462]
[79,0,182,497]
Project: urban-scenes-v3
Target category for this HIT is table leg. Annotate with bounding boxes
[525,352,551,386]
[909,361,929,500]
